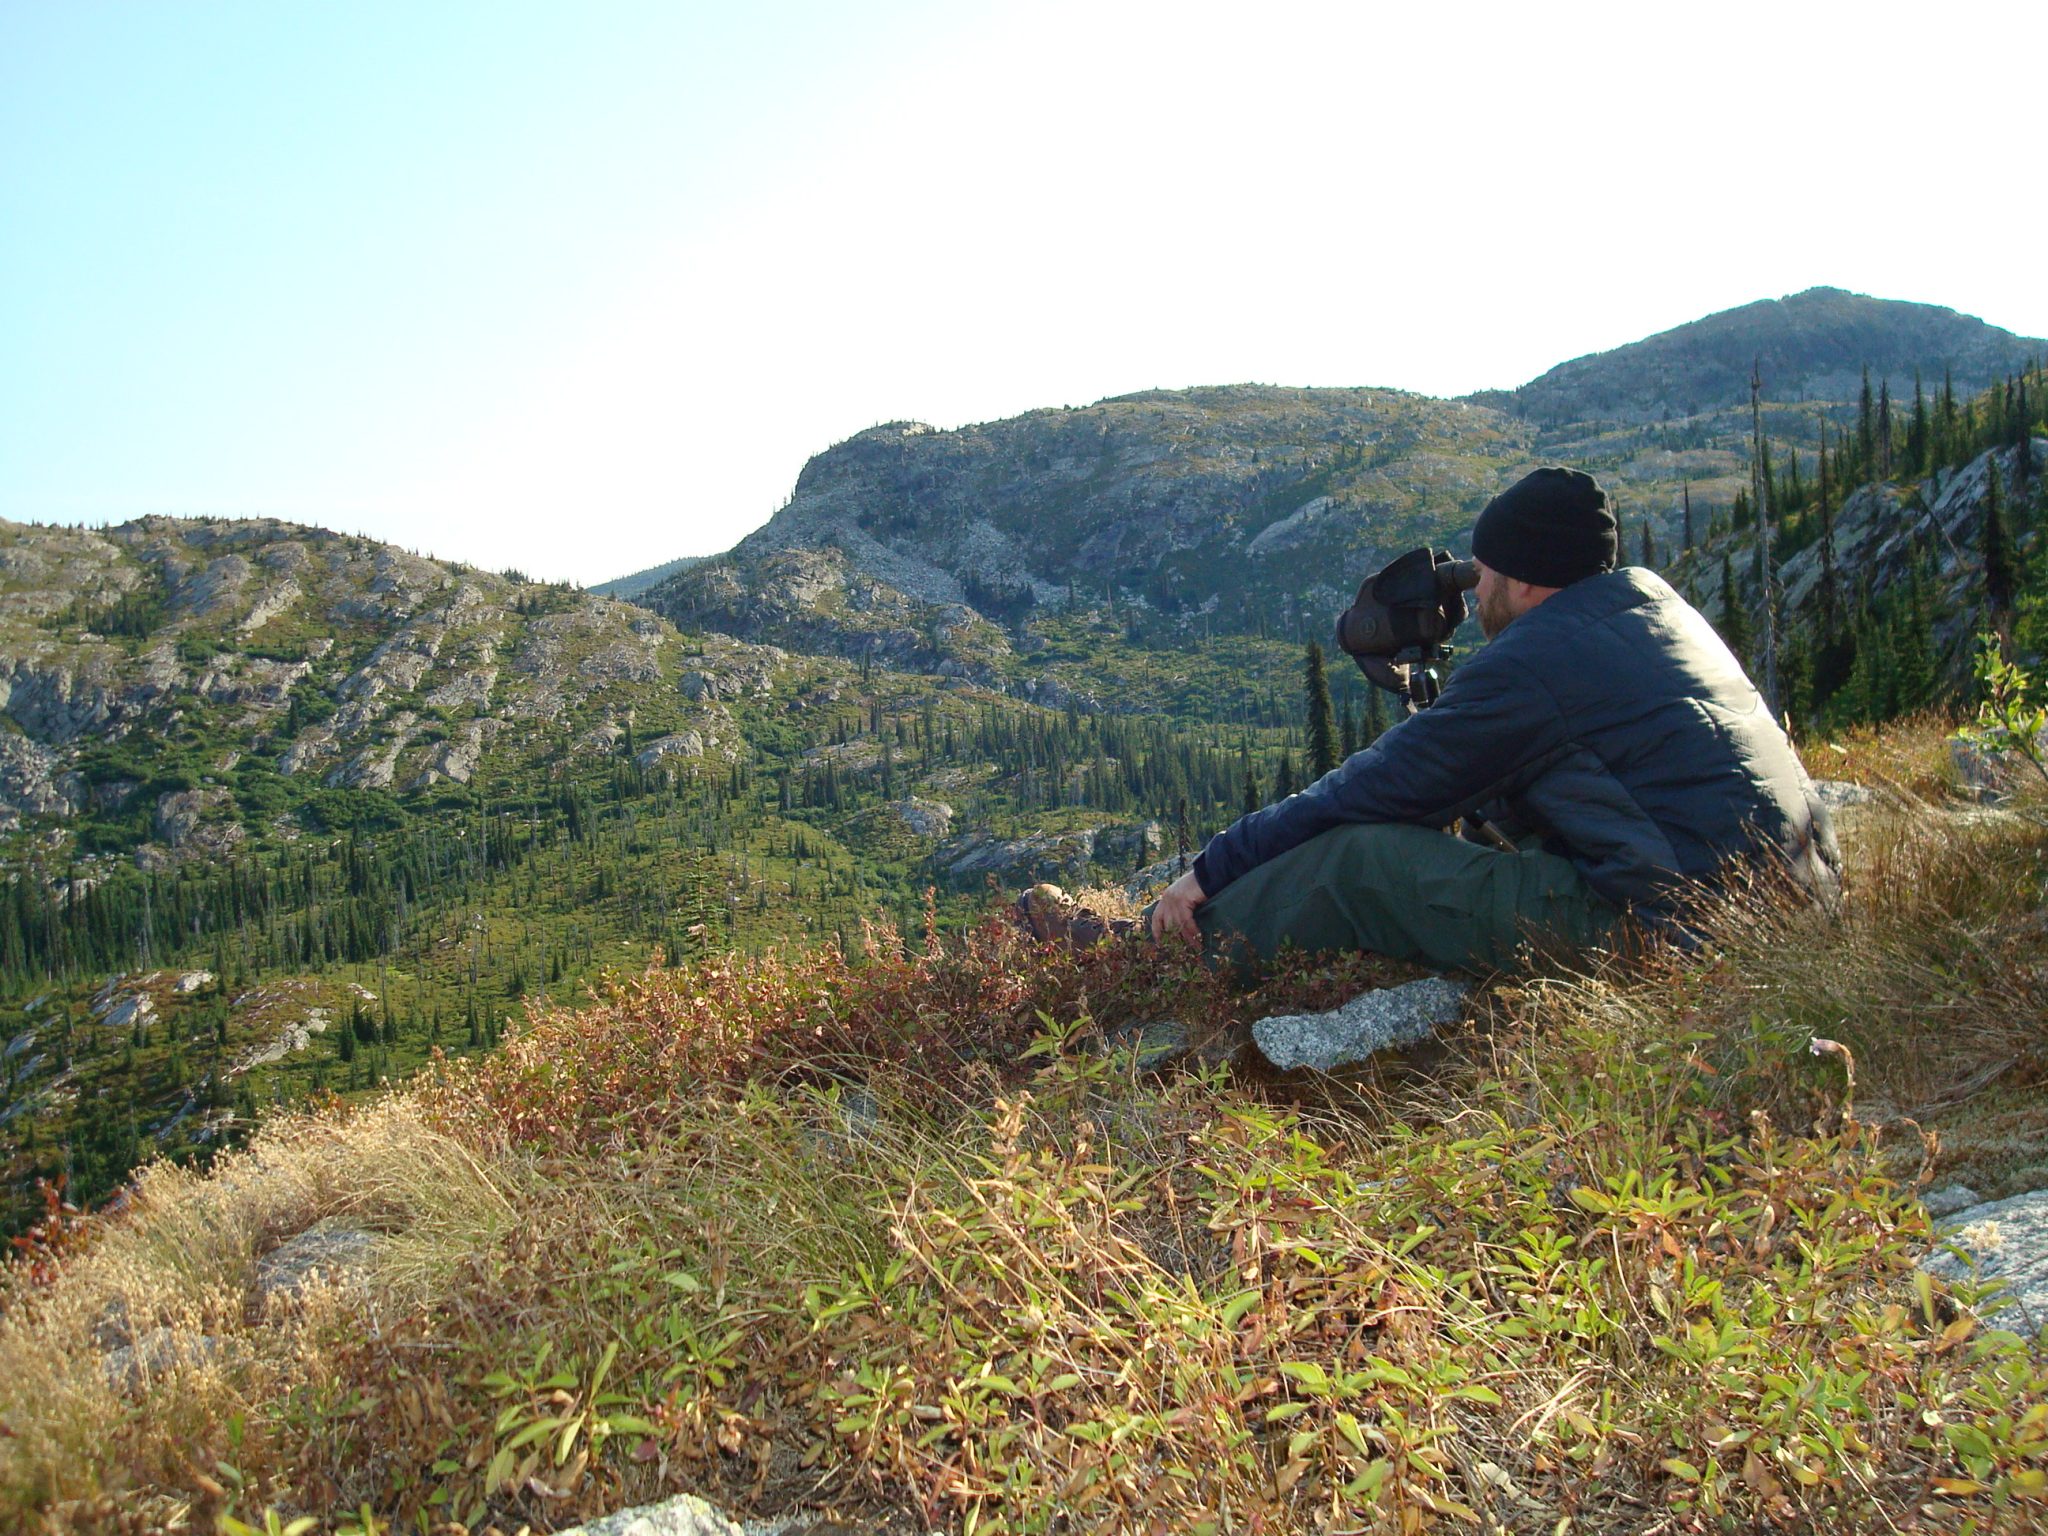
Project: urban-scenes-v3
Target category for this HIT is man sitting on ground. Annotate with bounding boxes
[1130,465,1838,974]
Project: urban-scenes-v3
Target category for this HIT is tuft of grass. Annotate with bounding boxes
[1675,796,2048,1191]
[1805,708,1964,802]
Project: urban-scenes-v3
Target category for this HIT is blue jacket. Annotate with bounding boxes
[1193,568,1839,923]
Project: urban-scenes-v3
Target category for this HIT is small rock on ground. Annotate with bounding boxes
[102,1328,223,1393]
[562,1495,927,1536]
[834,1086,881,1146]
[802,1084,885,1164]
[1921,1188,2048,1334]
[557,1496,743,1536]
[254,1221,384,1306]
[1252,976,1472,1072]
[1097,1018,1233,1073]
[1812,778,1874,811]
[1923,1183,1983,1219]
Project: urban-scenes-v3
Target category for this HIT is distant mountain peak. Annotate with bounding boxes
[1480,288,2045,426]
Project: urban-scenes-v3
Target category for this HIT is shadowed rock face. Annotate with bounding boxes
[1688,438,2046,690]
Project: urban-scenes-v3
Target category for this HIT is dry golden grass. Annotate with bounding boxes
[1682,792,2048,1192]
[0,1099,517,1528]
[1801,708,1964,802]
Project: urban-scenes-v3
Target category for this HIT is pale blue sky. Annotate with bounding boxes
[4,1,2042,584]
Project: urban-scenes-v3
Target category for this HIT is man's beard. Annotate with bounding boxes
[1477,584,1512,640]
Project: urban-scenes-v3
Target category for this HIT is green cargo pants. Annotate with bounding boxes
[1189,822,1619,975]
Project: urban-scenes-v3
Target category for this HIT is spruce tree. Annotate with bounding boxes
[1272,752,1297,802]
[1909,371,1929,474]
[1857,365,1876,475]
[1340,697,1359,760]
[2013,383,2036,493]
[1894,560,1937,709]
[1938,368,1958,469]
[1639,520,1656,568]
[1983,460,2015,615]
[1717,553,1750,666]
[1878,378,1894,477]
[1681,482,1695,551]
[1817,425,1839,631]
[1304,642,1340,779]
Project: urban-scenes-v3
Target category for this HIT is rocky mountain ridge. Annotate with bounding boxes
[589,554,704,599]
[1472,286,2045,427]
[640,386,1530,681]
[0,516,786,855]
[630,290,2045,673]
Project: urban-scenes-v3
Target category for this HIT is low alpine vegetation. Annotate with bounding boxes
[3,728,2047,1534]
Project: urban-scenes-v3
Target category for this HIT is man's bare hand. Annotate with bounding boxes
[1151,868,1208,945]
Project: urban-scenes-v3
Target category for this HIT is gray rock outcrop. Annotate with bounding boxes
[326,712,423,790]
[94,990,156,1033]
[154,788,232,848]
[1812,778,1874,812]
[254,1222,384,1307]
[411,718,501,787]
[237,577,303,634]
[636,731,711,770]
[1775,440,2047,670]
[1921,1189,2048,1333]
[0,731,83,824]
[0,647,129,743]
[938,829,1098,890]
[936,820,1163,889]
[892,797,954,837]
[1923,1184,1983,1219]
[678,638,785,701]
[193,653,310,711]
[424,666,498,712]
[168,553,251,618]
[1093,820,1163,869]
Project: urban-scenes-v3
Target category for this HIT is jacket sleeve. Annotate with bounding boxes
[1192,648,1566,897]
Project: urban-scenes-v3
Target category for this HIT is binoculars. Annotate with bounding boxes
[1333,547,1479,708]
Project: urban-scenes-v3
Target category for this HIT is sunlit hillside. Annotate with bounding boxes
[4,715,2047,1533]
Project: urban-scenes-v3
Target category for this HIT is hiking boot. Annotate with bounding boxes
[1012,883,1133,948]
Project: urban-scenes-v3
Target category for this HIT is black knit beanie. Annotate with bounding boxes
[1470,467,1617,588]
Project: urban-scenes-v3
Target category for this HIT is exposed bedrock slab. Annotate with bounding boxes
[1922,1188,2048,1334]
